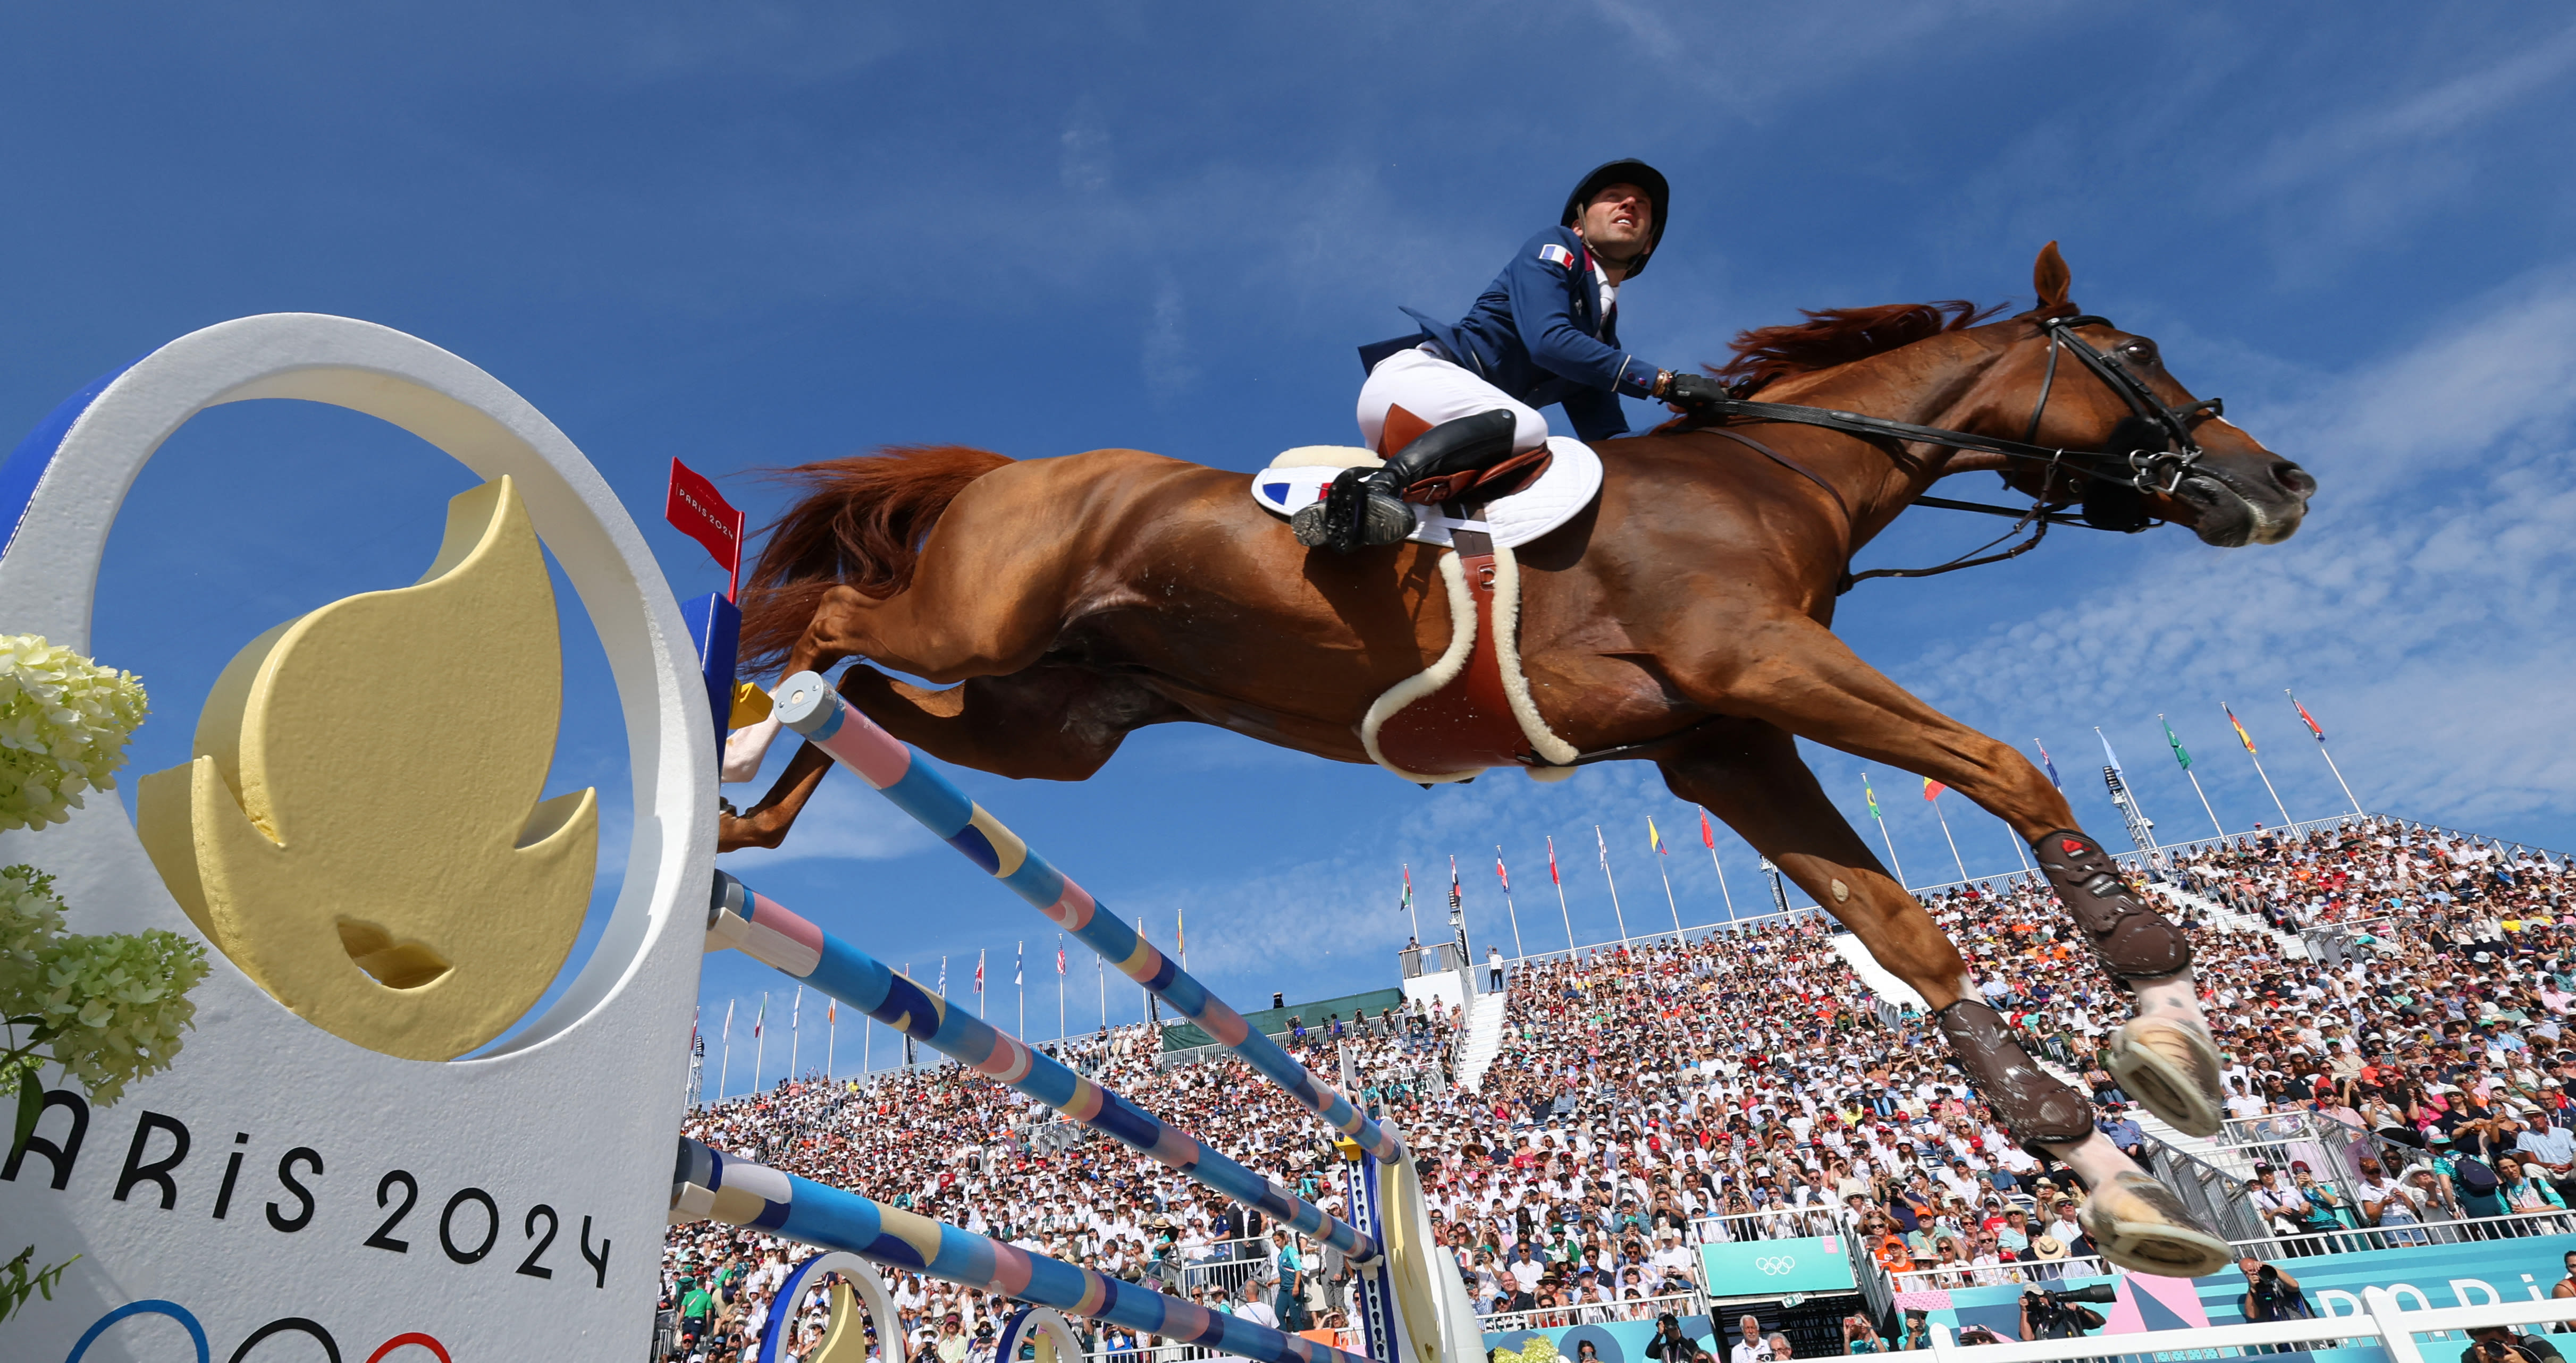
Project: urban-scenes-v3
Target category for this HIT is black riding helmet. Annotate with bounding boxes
[1560,158,1670,277]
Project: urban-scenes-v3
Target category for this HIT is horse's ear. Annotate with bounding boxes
[2032,241,2072,312]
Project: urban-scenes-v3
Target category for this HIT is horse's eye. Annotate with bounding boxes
[2122,339,2159,365]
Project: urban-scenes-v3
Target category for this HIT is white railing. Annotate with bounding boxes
[1925,1288,2576,1363]
[1884,1208,2576,1295]
[1688,1204,1851,1245]
[1477,1290,1706,1333]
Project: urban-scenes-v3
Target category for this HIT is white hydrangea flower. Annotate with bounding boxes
[0,634,148,833]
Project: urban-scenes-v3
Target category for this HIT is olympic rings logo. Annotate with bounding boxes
[63,1300,451,1362]
[1752,1256,1799,1275]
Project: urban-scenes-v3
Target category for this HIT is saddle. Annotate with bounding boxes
[1248,433,1604,784]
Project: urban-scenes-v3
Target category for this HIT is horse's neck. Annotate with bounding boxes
[1752,332,2000,534]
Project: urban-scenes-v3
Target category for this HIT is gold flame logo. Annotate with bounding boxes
[138,476,598,1061]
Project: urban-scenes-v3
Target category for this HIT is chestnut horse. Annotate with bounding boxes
[722,244,2314,1274]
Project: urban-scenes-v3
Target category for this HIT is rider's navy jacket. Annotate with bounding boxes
[1376,224,1665,442]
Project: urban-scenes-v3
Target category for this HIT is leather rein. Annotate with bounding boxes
[1683,314,2226,593]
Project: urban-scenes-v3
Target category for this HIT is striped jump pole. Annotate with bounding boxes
[772,671,1404,1164]
[708,871,1379,1262]
[672,1138,1378,1363]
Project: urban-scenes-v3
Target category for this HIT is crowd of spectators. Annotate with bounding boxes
[659,816,2576,1361]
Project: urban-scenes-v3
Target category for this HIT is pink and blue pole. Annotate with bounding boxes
[772,671,1403,1164]
[708,870,1378,1260]
[672,1138,1376,1363]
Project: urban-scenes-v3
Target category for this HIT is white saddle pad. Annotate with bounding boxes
[1248,436,1602,551]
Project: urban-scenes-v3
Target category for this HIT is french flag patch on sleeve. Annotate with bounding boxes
[1537,243,1578,269]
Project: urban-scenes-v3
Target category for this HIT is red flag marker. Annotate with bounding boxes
[666,457,748,599]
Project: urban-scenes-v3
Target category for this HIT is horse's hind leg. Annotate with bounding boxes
[1658,734,2229,1278]
[1673,613,2226,1139]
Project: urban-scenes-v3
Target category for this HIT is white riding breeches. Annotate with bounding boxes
[1356,348,1551,457]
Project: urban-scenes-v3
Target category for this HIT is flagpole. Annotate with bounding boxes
[1548,836,1576,956]
[1403,864,1420,946]
[1095,951,1105,1032]
[1496,848,1525,959]
[790,985,802,1082]
[1700,809,1736,922]
[1017,941,1025,1042]
[2289,689,2364,814]
[719,1002,733,1102]
[1650,822,1683,942]
[1594,825,1631,947]
[2226,702,2294,826]
[1998,813,2031,876]
[1058,933,1067,1043]
[1931,794,1968,883]
[1863,773,1908,888]
[827,1002,836,1082]
[754,990,767,1095]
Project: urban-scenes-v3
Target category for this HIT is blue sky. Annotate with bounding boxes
[9,4,2575,1075]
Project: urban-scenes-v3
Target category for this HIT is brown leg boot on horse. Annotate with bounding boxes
[2033,829,2228,1137]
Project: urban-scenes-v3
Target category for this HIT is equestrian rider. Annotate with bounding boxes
[1293,158,1727,552]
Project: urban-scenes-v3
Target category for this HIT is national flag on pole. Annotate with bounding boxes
[1699,808,1716,848]
[2163,716,2193,771]
[664,458,750,599]
[2035,741,2061,790]
[1923,777,1945,801]
[1176,909,1185,958]
[1401,864,1413,915]
[1648,817,1666,854]
[752,997,764,1037]
[1448,857,1462,911]
[1548,836,1561,884]
[691,1004,700,1046]
[723,998,735,1041]
[827,1000,837,1025]
[938,956,947,993]
[2226,704,2258,754]
[1596,825,1610,868]
[2291,692,2326,741]
[2098,729,2126,774]
[1015,943,1024,987]
[975,950,985,994]
[1494,850,1510,891]
[1865,778,1881,820]
[1057,945,1067,975]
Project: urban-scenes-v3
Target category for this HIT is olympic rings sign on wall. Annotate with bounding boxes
[62,1299,452,1363]
[1752,1256,1799,1275]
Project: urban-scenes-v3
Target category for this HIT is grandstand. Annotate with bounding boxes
[663,812,2576,1362]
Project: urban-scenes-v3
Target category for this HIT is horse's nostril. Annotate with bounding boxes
[2270,461,2315,496]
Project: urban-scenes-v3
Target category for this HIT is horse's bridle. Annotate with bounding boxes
[1701,314,2222,505]
[1685,312,2227,586]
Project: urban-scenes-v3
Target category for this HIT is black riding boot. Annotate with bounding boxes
[1292,410,1518,552]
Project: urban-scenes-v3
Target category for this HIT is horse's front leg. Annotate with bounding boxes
[1678,613,2224,1132]
[1655,717,2232,1279]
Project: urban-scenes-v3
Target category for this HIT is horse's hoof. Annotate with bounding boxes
[2106,1014,2226,1137]
[2080,1171,2232,1277]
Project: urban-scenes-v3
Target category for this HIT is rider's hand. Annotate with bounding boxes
[1663,373,1731,409]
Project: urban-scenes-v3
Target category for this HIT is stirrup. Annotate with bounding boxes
[1292,469,1414,552]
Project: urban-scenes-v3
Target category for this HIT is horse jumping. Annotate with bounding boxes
[719,244,2316,1276]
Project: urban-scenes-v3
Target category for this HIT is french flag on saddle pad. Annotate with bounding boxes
[1537,243,1579,269]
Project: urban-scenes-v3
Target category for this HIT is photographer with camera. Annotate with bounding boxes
[2236,1258,2316,1324]
[2018,1285,2115,1342]
[2461,1324,2569,1363]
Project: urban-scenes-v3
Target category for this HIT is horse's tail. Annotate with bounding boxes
[737,444,1015,672]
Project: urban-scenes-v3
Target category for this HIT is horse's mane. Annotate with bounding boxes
[1715,300,2006,394]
